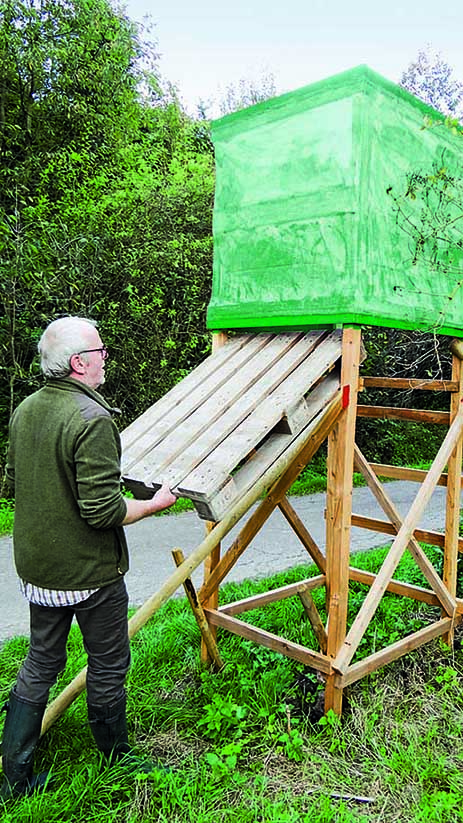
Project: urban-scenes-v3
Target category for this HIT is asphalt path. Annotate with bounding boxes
[0,481,454,644]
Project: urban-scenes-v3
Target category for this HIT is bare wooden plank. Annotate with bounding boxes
[172,549,224,671]
[198,393,344,602]
[122,333,303,479]
[123,332,308,477]
[122,333,259,458]
[351,513,463,552]
[278,497,327,573]
[299,589,328,654]
[357,406,450,424]
[353,446,455,615]
[195,374,339,521]
[337,619,453,686]
[324,328,362,716]
[134,331,328,487]
[368,463,454,487]
[219,575,326,616]
[334,411,463,674]
[180,367,340,505]
[362,377,458,391]
[348,566,440,606]
[204,608,332,674]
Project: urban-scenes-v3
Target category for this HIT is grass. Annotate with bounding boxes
[0,499,14,537]
[1,545,463,821]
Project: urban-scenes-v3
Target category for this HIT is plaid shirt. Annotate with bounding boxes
[20,580,98,607]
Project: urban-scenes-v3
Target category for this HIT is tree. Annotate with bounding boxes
[0,0,215,491]
[400,47,463,119]
[218,72,277,116]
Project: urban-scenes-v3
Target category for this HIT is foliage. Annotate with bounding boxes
[0,0,215,489]
[400,46,463,119]
[217,71,277,115]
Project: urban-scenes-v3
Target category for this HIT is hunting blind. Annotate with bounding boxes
[38,66,463,732]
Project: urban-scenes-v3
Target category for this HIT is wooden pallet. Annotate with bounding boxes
[121,330,342,520]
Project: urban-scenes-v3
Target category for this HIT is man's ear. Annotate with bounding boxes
[69,353,85,375]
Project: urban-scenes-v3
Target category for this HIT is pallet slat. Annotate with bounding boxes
[180,371,340,520]
[125,331,325,489]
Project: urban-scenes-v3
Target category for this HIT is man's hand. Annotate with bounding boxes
[151,483,178,512]
[121,483,178,525]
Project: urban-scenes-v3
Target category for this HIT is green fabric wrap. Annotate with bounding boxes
[208,65,463,336]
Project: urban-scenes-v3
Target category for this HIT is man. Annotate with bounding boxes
[2,316,177,798]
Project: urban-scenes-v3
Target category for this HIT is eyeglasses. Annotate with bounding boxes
[76,347,108,360]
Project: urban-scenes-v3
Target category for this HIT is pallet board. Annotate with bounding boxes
[121,330,342,519]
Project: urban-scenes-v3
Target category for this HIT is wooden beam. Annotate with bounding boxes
[443,352,463,645]
[278,497,326,573]
[362,377,458,392]
[299,588,328,653]
[357,406,450,424]
[338,618,453,687]
[367,463,456,487]
[220,575,326,616]
[172,549,224,671]
[334,411,463,674]
[348,566,440,606]
[324,328,362,715]
[351,513,463,552]
[204,608,332,674]
[353,446,455,615]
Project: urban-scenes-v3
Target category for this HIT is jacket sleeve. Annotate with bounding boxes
[74,414,127,529]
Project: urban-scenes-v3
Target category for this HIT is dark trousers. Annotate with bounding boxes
[15,579,131,707]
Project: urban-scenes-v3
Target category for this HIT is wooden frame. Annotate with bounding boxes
[24,326,463,754]
[188,327,463,715]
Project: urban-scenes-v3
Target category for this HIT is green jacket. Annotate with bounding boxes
[6,378,129,590]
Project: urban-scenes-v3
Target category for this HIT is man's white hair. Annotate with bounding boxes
[38,317,98,378]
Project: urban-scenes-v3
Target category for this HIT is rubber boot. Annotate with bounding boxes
[0,689,49,799]
[87,693,160,774]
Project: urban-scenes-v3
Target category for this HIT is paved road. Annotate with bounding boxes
[0,481,454,643]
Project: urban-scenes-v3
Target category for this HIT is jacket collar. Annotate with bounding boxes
[45,377,121,416]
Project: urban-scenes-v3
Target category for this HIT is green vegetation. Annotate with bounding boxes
[0,0,214,489]
[1,545,463,821]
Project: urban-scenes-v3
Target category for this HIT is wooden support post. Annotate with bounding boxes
[172,549,224,671]
[201,332,228,664]
[324,327,361,716]
[443,349,463,645]
[201,521,221,665]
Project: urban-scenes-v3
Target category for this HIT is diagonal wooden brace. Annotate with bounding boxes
[353,444,455,615]
[172,548,224,671]
[298,587,328,653]
[333,406,463,674]
[278,497,326,574]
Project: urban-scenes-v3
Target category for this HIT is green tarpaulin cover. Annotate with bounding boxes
[207,65,463,336]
